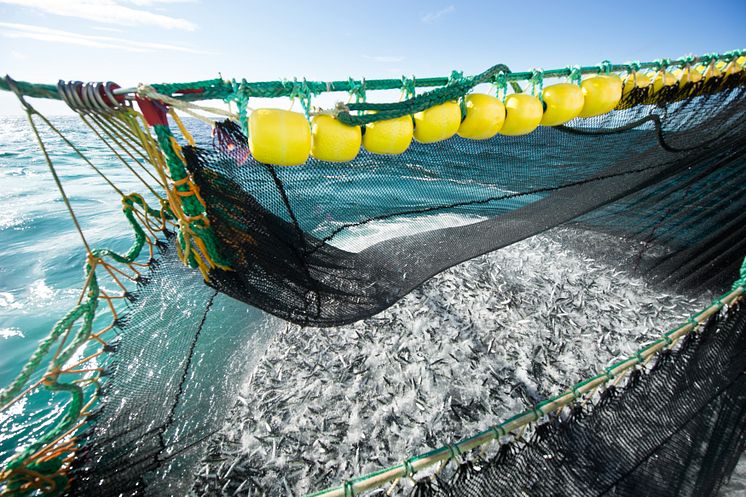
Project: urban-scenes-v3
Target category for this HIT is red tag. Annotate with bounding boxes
[136,96,168,126]
[174,88,205,95]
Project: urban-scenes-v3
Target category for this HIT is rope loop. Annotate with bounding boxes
[678,55,696,68]
[343,480,354,497]
[626,61,641,74]
[490,424,505,440]
[530,69,544,100]
[448,70,465,87]
[634,349,646,365]
[494,71,509,100]
[652,58,672,72]
[447,444,462,464]
[348,77,367,103]
[532,403,544,421]
[567,65,582,85]
[228,78,250,136]
[571,383,583,400]
[598,60,613,74]
[286,78,313,118]
[401,75,416,99]
[403,457,416,478]
[604,367,615,381]
[687,317,701,331]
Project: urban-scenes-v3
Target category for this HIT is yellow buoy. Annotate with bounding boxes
[362,115,414,155]
[540,83,584,126]
[413,101,461,143]
[310,115,361,163]
[651,71,678,93]
[457,94,505,139]
[678,66,703,87]
[622,72,651,98]
[703,62,722,81]
[578,75,622,118]
[498,93,543,136]
[248,109,311,166]
[715,59,741,76]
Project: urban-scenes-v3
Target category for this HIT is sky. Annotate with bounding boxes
[0,0,744,115]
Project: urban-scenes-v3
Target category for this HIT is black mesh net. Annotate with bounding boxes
[420,300,746,497]
[188,76,746,326]
[67,74,746,496]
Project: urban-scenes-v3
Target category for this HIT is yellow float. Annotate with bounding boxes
[413,101,461,143]
[703,62,722,81]
[540,83,584,126]
[651,71,678,93]
[457,94,505,139]
[498,93,543,136]
[362,115,414,155]
[578,75,622,118]
[622,72,651,99]
[715,59,742,76]
[310,115,361,162]
[249,109,311,166]
[677,66,703,87]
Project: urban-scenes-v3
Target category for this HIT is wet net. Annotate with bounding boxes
[1,50,746,497]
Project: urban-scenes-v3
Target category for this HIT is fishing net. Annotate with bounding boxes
[1,50,746,497]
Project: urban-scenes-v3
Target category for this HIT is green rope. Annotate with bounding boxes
[152,124,230,270]
[4,49,743,109]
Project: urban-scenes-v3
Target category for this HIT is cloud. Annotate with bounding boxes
[90,25,124,32]
[124,0,197,5]
[363,55,406,63]
[0,22,211,53]
[0,0,197,31]
[421,5,454,24]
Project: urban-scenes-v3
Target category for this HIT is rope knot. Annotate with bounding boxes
[347,77,367,103]
[494,71,508,99]
[448,70,465,86]
[566,65,582,85]
[401,75,416,99]
[530,69,544,99]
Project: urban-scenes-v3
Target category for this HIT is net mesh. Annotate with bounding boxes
[1,54,745,497]
[418,300,746,497]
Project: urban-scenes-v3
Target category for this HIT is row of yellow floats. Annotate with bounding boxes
[248,57,746,166]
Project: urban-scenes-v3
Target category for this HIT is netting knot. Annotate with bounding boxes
[401,75,416,99]
[598,60,613,74]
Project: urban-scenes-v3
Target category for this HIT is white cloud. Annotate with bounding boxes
[124,0,197,5]
[0,0,197,31]
[363,55,406,63]
[90,26,124,32]
[0,22,211,53]
[421,5,454,24]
